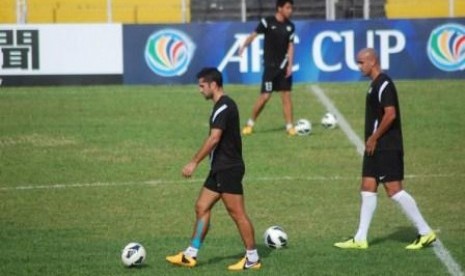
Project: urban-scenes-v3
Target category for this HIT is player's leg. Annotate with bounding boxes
[251,92,272,122]
[223,193,256,250]
[334,177,377,249]
[166,176,221,267]
[277,72,295,135]
[354,177,378,243]
[222,192,261,270]
[380,151,435,249]
[243,69,274,135]
[384,181,435,249]
[335,154,378,249]
[215,167,260,270]
[242,93,272,135]
[188,187,221,255]
[280,91,295,135]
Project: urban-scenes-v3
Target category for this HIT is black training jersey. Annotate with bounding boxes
[365,73,403,151]
[255,16,295,69]
[209,95,244,172]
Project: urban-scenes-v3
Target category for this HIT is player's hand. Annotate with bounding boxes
[285,65,292,78]
[182,161,197,178]
[365,136,377,156]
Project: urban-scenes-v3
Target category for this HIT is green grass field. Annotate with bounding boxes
[1,80,464,275]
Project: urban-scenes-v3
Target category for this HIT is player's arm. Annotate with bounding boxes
[285,42,294,78]
[238,32,258,56]
[182,128,223,178]
[365,106,396,155]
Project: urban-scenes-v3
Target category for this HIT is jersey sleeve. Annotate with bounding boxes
[380,82,397,107]
[288,23,296,43]
[211,104,229,130]
[255,18,268,34]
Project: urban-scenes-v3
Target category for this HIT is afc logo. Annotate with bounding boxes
[0,29,39,70]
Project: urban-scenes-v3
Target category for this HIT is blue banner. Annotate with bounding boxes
[123,18,465,85]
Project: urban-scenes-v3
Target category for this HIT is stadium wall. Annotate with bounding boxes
[1,18,464,86]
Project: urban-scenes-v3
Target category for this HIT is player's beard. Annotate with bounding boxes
[202,91,213,100]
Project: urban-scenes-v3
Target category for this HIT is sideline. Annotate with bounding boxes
[309,84,464,276]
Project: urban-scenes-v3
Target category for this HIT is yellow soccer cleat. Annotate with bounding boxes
[165,252,197,268]
[334,238,368,249]
[287,127,297,136]
[242,125,253,135]
[228,257,261,271]
[405,231,436,250]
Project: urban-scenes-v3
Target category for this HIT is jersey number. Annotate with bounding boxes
[265,81,273,92]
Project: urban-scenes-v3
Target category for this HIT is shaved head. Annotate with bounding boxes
[358,48,379,64]
[356,48,381,79]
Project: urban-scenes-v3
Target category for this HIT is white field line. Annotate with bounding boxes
[309,84,464,276]
[433,239,465,276]
[0,173,462,192]
[309,85,365,155]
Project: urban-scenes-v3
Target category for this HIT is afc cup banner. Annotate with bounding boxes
[123,18,465,85]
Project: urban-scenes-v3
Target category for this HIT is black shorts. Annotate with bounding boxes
[261,66,292,93]
[362,150,404,183]
[204,166,245,195]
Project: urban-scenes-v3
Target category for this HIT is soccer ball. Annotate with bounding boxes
[264,226,288,249]
[121,242,146,267]
[294,119,312,136]
[321,112,337,129]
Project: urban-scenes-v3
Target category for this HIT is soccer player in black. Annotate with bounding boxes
[239,0,296,136]
[166,68,261,270]
[334,48,436,250]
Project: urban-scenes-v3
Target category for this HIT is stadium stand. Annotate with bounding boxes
[129,0,189,23]
[26,0,58,23]
[1,0,386,23]
[386,0,465,18]
[2,0,464,24]
[190,0,386,22]
[0,0,16,23]
[335,0,386,19]
[0,0,190,23]
[190,0,321,21]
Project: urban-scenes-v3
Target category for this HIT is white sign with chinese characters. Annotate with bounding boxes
[0,24,123,75]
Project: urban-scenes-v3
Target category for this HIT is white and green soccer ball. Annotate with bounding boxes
[264,226,288,249]
[121,242,146,267]
[295,119,312,136]
[321,112,337,129]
